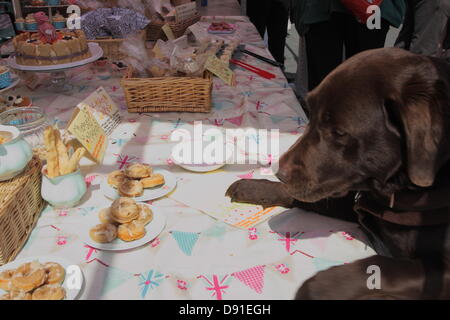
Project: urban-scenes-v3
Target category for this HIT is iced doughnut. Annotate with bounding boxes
[43,262,65,285]
[107,170,128,189]
[141,173,165,189]
[136,204,153,226]
[117,221,146,242]
[89,223,118,243]
[118,180,144,198]
[110,197,139,224]
[124,163,152,179]
[32,284,66,300]
[11,261,47,292]
[0,270,15,291]
[98,207,117,224]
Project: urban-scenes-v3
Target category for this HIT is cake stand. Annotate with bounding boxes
[7,43,103,92]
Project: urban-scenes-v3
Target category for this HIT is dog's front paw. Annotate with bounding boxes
[226,179,293,208]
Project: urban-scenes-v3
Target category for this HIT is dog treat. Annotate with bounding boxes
[55,130,70,175]
[44,126,60,178]
[44,126,86,177]
[66,148,86,173]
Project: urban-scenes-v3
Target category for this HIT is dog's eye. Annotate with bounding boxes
[332,129,347,137]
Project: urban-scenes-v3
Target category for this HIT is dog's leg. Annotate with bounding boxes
[226,179,296,208]
[295,255,450,300]
[226,179,358,222]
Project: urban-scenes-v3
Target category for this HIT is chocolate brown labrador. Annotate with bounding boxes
[226,48,450,299]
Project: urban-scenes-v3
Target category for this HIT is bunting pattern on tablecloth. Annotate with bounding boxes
[138,269,166,299]
[232,265,266,294]
[170,231,200,256]
[198,274,233,300]
[100,266,134,297]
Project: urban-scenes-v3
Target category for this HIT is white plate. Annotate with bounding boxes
[81,204,166,251]
[172,142,234,173]
[173,158,227,173]
[101,169,177,201]
[0,256,84,300]
[7,43,103,72]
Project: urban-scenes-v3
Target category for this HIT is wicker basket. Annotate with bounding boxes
[121,68,212,113]
[87,29,147,61]
[147,12,201,41]
[0,156,45,266]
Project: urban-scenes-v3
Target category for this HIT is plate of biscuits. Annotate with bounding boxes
[101,163,177,201]
[0,256,83,300]
[81,197,166,251]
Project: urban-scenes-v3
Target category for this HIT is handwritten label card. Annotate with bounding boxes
[205,55,236,86]
[162,23,176,40]
[187,23,209,42]
[77,87,120,136]
[67,105,107,163]
[175,2,197,22]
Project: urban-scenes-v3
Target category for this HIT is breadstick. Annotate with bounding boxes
[66,148,86,173]
[55,129,70,176]
[44,126,59,178]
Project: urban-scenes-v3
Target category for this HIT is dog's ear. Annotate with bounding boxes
[386,75,444,187]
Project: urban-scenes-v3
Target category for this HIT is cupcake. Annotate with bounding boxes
[15,18,26,31]
[12,96,33,108]
[52,12,66,29]
[25,14,38,31]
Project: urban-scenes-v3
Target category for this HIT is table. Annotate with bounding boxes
[8,17,376,300]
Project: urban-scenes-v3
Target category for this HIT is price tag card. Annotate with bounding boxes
[187,22,209,42]
[175,2,197,22]
[77,87,120,136]
[67,105,107,164]
[162,23,176,40]
[205,55,236,86]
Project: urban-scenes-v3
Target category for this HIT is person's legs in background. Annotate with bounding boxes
[395,0,450,56]
[304,13,346,90]
[395,0,416,50]
[345,15,390,58]
[246,0,271,38]
[266,0,289,64]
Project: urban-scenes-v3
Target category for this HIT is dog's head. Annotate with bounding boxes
[277,48,450,203]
